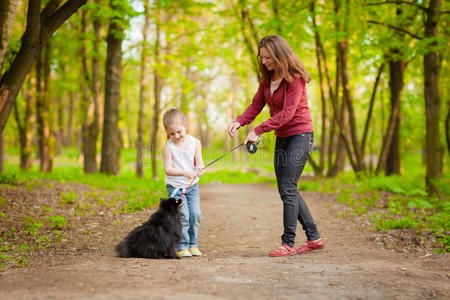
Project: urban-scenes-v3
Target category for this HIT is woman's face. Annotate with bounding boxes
[260,47,275,71]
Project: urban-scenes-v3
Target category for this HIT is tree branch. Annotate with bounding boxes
[367,20,422,40]
[41,0,63,24]
[23,0,41,44]
[361,63,385,156]
[364,1,427,11]
[41,0,87,45]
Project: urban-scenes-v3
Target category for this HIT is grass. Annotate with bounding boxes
[302,169,450,253]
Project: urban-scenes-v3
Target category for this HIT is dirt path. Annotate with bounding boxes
[0,183,449,299]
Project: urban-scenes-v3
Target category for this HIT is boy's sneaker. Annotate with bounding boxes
[269,244,296,257]
[189,247,202,256]
[176,249,192,258]
[296,239,324,254]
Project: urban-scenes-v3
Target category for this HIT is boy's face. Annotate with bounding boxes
[166,121,187,144]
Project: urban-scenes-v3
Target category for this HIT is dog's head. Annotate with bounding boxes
[159,197,182,211]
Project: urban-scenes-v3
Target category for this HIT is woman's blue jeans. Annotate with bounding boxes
[166,183,201,251]
[274,132,321,246]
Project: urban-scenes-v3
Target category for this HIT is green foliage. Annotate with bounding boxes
[375,217,418,231]
[0,197,7,207]
[299,180,321,192]
[0,173,17,185]
[60,191,78,205]
[46,216,67,229]
[305,170,449,252]
[22,217,43,236]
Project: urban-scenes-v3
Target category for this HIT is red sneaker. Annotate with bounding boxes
[296,239,324,254]
[269,244,296,257]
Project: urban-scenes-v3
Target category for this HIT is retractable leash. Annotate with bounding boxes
[175,142,258,200]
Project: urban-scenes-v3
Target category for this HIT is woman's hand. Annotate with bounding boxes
[244,129,260,144]
[227,121,241,138]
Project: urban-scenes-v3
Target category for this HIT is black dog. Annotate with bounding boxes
[116,197,182,259]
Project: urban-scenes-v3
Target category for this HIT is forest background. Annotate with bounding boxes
[0,0,448,268]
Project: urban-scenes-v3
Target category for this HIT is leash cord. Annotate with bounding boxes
[177,143,244,200]
[203,143,244,169]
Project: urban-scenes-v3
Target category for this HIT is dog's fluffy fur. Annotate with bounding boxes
[116,197,182,259]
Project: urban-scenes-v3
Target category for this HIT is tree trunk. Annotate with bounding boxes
[0,0,18,172]
[100,0,124,175]
[385,56,404,175]
[237,1,260,82]
[14,102,25,169]
[329,0,347,177]
[64,91,74,146]
[446,98,450,158]
[376,53,404,175]
[0,0,87,134]
[79,8,92,172]
[56,94,64,155]
[311,1,328,175]
[136,0,150,178]
[424,0,442,195]
[39,43,53,172]
[24,75,35,169]
[361,63,385,157]
[35,49,44,169]
[84,5,101,173]
[337,0,364,173]
[0,132,3,172]
[150,9,162,180]
[0,0,18,69]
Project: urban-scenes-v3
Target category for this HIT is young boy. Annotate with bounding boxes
[162,108,204,257]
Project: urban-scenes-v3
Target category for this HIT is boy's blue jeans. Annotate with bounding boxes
[274,132,321,246]
[166,183,201,251]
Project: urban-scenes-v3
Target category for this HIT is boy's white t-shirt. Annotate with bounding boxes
[165,134,199,189]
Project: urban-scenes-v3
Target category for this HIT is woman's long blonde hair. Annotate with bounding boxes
[258,34,311,84]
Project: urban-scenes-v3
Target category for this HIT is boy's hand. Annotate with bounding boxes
[196,167,205,177]
[184,171,196,181]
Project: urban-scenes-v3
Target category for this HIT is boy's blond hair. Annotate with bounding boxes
[163,108,187,129]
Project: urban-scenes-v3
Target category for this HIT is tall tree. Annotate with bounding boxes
[0,0,87,134]
[423,0,442,195]
[150,5,162,180]
[236,0,260,81]
[329,0,347,177]
[0,0,17,69]
[0,0,18,172]
[100,0,127,175]
[136,0,150,178]
[80,1,102,173]
[14,75,35,170]
[35,43,53,172]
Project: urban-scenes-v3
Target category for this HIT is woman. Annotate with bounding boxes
[227,34,324,256]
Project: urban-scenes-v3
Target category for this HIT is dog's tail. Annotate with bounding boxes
[116,240,130,258]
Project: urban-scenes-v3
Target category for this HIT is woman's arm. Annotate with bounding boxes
[253,78,304,136]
